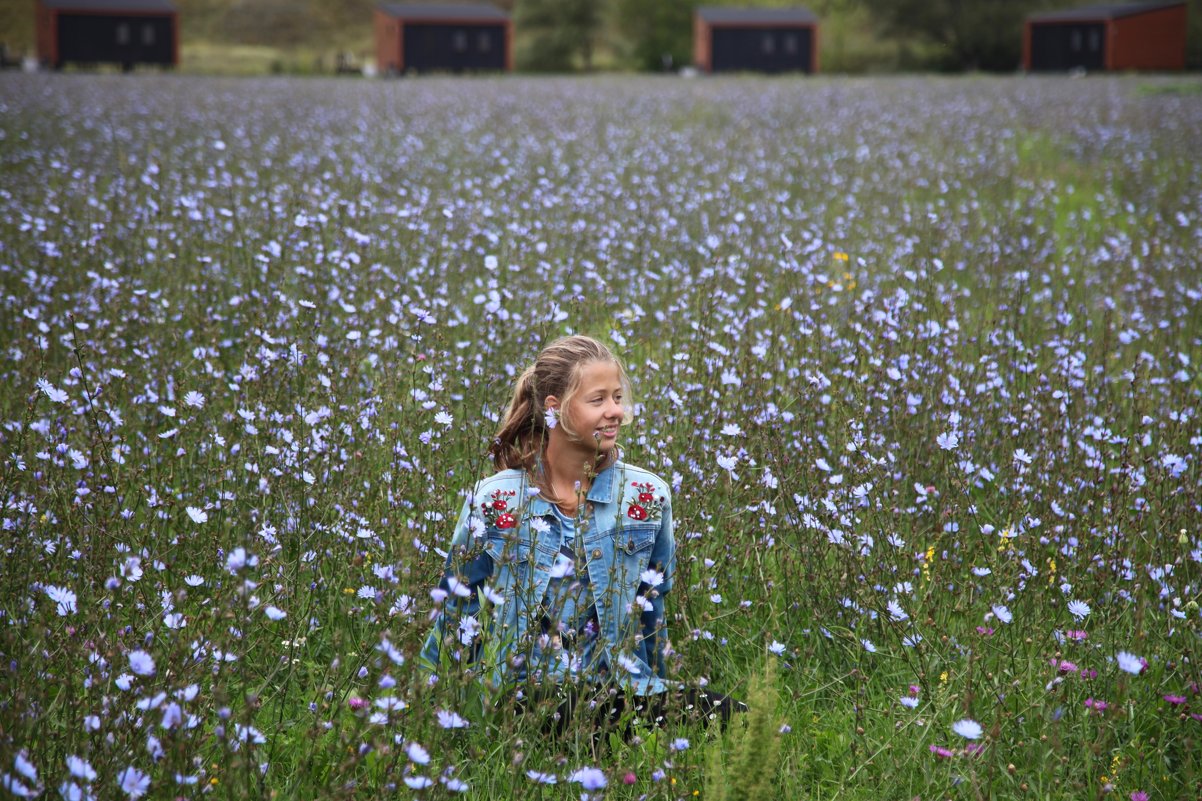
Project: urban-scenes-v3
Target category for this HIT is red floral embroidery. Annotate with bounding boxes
[626,482,664,522]
[480,489,518,528]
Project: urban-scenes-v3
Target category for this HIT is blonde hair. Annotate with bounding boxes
[490,335,633,474]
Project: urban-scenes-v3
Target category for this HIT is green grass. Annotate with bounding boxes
[179,41,371,76]
[1135,79,1202,96]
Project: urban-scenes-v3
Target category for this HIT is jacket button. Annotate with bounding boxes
[591,548,602,559]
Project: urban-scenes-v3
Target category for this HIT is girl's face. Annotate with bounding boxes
[551,360,625,453]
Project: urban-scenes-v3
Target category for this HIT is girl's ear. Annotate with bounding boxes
[544,395,559,411]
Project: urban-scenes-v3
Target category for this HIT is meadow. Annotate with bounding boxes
[1,72,1200,800]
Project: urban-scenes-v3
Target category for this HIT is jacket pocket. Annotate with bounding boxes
[483,531,532,590]
[615,523,657,555]
[614,523,659,578]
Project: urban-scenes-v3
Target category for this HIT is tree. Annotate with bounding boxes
[615,0,697,71]
[856,0,1045,71]
[1188,0,1202,69]
[515,0,606,71]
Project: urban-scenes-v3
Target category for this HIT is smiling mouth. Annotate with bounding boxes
[596,426,619,438]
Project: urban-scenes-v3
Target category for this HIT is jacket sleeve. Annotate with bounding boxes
[419,486,493,671]
[638,486,675,678]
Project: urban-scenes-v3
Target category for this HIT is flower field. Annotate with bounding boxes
[1,72,1200,799]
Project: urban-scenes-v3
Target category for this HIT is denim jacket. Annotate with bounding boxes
[421,460,675,695]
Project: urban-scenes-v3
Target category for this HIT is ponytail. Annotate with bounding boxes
[488,365,546,471]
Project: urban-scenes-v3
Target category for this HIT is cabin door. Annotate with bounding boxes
[1030,23,1105,71]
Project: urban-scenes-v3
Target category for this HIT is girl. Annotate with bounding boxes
[421,335,739,730]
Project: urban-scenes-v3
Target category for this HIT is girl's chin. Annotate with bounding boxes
[590,433,618,451]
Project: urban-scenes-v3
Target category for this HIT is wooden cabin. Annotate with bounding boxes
[1023,2,1187,72]
[375,3,511,75]
[694,6,819,74]
[36,0,178,70]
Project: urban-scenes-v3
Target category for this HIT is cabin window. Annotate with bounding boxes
[453,30,468,53]
[479,32,491,52]
[784,33,798,54]
[116,23,130,45]
[1088,29,1100,52]
[762,33,775,55]
[142,24,155,45]
[1070,30,1082,52]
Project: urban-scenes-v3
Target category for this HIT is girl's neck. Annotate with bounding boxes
[540,439,609,514]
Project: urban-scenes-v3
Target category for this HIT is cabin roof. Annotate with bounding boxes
[41,0,176,11]
[696,6,818,25]
[1028,1,1184,23]
[377,3,508,21]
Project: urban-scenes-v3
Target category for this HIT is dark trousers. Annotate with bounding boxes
[519,685,746,739]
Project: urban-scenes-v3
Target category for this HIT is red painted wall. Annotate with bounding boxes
[36,5,55,65]
[694,16,711,72]
[1110,4,1187,70]
[374,10,401,73]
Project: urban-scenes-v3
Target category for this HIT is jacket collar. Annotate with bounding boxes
[525,459,619,516]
